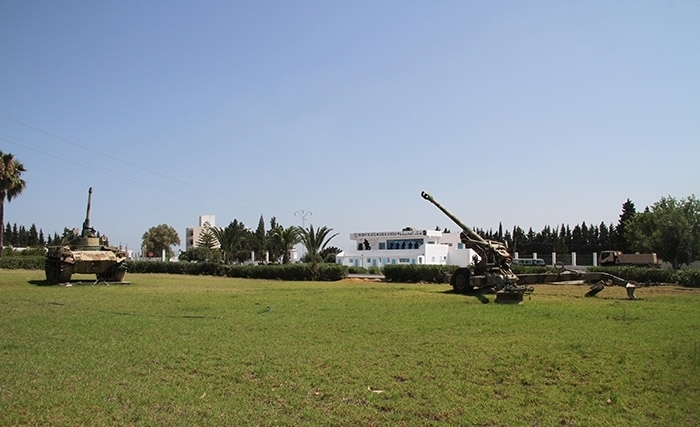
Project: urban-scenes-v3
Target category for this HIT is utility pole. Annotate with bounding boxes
[294,210,312,263]
[294,210,312,228]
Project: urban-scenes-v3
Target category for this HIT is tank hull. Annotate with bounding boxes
[45,246,127,283]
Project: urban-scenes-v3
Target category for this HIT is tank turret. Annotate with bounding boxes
[45,188,127,284]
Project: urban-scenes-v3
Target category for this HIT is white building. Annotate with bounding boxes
[336,228,479,268]
[185,215,218,251]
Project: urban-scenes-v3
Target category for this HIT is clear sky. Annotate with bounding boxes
[1,1,698,254]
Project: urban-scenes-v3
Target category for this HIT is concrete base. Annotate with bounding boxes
[495,291,524,304]
[60,281,131,286]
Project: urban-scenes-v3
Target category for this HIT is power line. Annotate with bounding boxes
[0,113,266,210]
[0,132,237,208]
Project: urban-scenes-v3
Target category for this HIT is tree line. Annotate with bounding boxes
[3,222,49,248]
[143,216,340,265]
[468,196,699,269]
[2,150,697,269]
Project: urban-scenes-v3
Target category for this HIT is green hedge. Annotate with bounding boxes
[589,266,700,288]
[383,264,461,283]
[511,265,552,275]
[0,256,45,270]
[383,264,700,288]
[124,261,348,282]
[6,257,698,287]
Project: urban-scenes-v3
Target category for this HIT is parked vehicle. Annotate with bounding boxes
[598,250,658,267]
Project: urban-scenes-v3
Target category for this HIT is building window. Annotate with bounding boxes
[378,242,386,250]
[387,239,424,250]
[457,243,464,249]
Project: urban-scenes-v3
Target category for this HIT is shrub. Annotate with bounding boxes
[383,264,459,284]
[511,265,551,275]
[317,264,348,281]
[0,256,45,270]
[588,266,679,285]
[367,266,382,275]
[678,269,700,288]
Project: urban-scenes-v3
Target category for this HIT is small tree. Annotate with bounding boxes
[142,224,181,258]
[319,246,342,263]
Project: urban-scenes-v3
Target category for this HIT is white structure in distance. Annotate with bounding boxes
[335,228,479,268]
[185,215,218,251]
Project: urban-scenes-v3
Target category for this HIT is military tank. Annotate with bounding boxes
[45,188,128,284]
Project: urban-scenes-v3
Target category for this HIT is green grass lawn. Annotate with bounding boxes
[1,270,699,426]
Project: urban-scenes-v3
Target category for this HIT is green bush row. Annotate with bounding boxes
[382,264,700,288]
[5,256,699,287]
[0,256,45,270]
[383,264,461,283]
[589,266,700,287]
[347,266,382,275]
[124,260,347,281]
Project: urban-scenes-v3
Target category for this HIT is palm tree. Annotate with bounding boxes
[270,226,301,264]
[297,224,339,265]
[210,220,248,264]
[0,152,27,257]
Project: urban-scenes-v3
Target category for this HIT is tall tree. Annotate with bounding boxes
[141,224,181,258]
[615,199,636,252]
[625,195,700,269]
[0,152,27,257]
[28,224,39,247]
[196,227,218,249]
[265,217,285,262]
[253,215,266,261]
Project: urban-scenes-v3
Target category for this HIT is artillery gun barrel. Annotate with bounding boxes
[420,191,488,245]
[82,187,93,236]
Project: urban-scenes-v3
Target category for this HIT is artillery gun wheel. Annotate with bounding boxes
[451,268,474,294]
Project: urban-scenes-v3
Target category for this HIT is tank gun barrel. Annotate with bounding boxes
[420,191,487,245]
[82,187,92,237]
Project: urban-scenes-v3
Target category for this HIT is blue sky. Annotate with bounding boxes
[1,1,698,253]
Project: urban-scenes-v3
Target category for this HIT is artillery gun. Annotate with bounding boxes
[421,191,638,303]
[45,188,128,284]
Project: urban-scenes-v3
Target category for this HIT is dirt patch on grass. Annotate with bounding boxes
[341,277,385,283]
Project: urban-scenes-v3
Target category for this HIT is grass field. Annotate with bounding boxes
[1,270,699,426]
